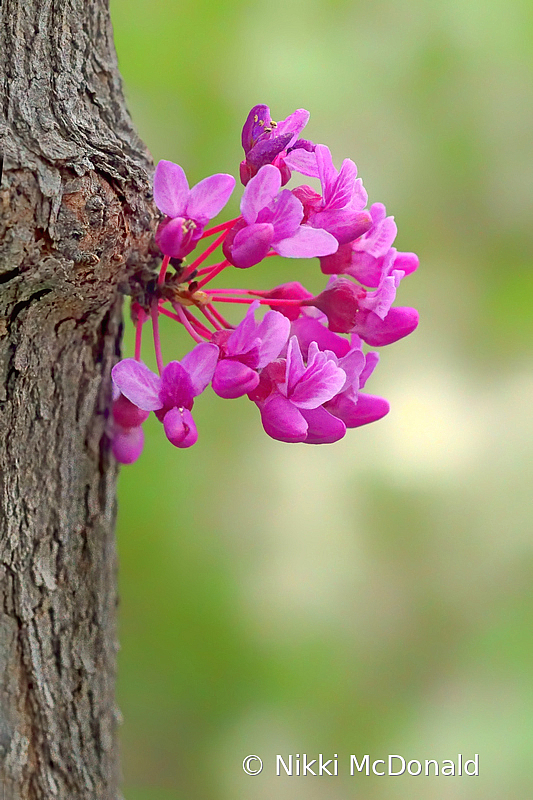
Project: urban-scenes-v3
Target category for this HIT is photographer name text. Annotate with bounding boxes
[242,753,479,777]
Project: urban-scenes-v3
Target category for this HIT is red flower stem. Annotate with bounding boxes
[195,260,226,276]
[159,305,211,338]
[183,307,212,337]
[158,306,181,323]
[206,303,233,329]
[150,301,164,374]
[174,304,205,343]
[200,217,240,238]
[181,230,228,281]
[196,259,230,289]
[134,312,145,360]
[198,304,223,330]
[205,288,263,295]
[157,254,171,286]
[209,297,256,305]
[210,296,303,306]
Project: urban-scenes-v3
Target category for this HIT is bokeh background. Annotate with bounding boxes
[110,1,533,798]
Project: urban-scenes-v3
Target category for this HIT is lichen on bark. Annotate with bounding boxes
[0,1,158,797]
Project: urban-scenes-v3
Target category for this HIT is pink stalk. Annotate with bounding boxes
[159,305,211,339]
[183,307,212,337]
[174,304,205,343]
[204,288,262,295]
[206,303,233,329]
[157,254,171,286]
[150,301,164,374]
[134,311,145,361]
[200,217,240,238]
[199,304,223,330]
[159,306,181,323]
[209,297,256,305]
[196,259,230,289]
[181,230,228,281]
[210,296,303,307]
[195,260,226,276]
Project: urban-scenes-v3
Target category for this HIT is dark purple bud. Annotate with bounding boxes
[241,105,272,153]
[247,133,292,169]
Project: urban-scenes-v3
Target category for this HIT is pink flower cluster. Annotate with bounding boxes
[111,105,419,463]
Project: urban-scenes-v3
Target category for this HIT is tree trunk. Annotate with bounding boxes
[0,1,157,797]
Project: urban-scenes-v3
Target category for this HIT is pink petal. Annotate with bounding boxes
[112,394,150,427]
[359,351,380,388]
[326,392,389,428]
[310,208,372,245]
[354,307,419,346]
[274,108,310,144]
[291,316,351,359]
[159,361,194,409]
[274,225,338,259]
[240,164,281,223]
[112,425,144,464]
[315,144,337,195]
[180,342,219,395]
[185,173,236,224]
[226,302,261,357]
[212,360,259,399]
[354,214,397,257]
[267,190,303,241]
[326,158,358,209]
[393,251,419,276]
[112,359,162,411]
[291,353,346,409]
[337,346,365,391]
[155,217,201,259]
[285,336,306,394]
[163,407,198,448]
[300,406,346,444]
[283,148,319,177]
[259,394,308,443]
[255,311,291,367]
[153,160,189,218]
[230,223,274,268]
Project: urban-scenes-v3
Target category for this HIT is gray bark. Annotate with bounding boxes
[0,1,158,797]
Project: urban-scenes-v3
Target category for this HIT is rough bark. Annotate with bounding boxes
[0,1,158,797]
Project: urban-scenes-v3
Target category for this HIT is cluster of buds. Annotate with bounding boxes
[111,105,419,463]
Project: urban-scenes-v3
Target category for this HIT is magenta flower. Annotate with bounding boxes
[224,165,338,269]
[154,160,235,258]
[111,342,219,448]
[114,106,419,463]
[320,202,419,287]
[308,264,404,334]
[240,104,314,185]
[297,144,372,245]
[250,336,348,444]
[289,317,390,428]
[211,302,290,399]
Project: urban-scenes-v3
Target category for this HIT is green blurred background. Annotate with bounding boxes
[110,1,533,797]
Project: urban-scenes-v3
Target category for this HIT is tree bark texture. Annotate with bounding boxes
[0,1,158,797]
